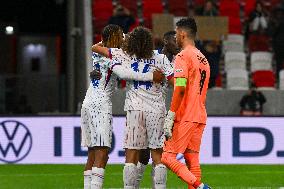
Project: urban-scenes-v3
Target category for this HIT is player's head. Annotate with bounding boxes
[123,26,153,59]
[101,24,124,48]
[175,18,197,48]
[163,31,179,56]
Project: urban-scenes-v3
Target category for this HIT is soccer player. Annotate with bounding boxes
[161,18,212,189]
[92,27,174,189]
[136,30,179,188]
[81,24,163,189]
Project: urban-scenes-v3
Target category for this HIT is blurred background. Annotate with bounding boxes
[0,1,284,188]
[1,0,284,116]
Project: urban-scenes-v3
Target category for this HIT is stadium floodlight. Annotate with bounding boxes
[5,26,14,35]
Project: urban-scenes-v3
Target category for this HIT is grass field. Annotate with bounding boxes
[0,164,284,189]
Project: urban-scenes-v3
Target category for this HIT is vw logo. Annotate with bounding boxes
[0,120,32,163]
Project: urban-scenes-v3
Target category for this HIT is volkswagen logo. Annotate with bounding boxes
[0,120,32,163]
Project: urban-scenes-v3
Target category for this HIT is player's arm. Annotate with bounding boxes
[169,78,186,112]
[162,55,175,86]
[111,59,164,83]
[92,43,110,58]
[164,54,188,139]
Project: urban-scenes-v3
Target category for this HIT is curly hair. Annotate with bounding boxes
[122,27,153,59]
[101,24,123,48]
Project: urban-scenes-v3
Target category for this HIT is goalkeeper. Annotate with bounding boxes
[161,18,211,189]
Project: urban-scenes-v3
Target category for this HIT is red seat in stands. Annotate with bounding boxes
[219,0,240,18]
[142,0,163,28]
[244,0,256,17]
[248,34,270,52]
[215,74,223,87]
[93,0,113,33]
[252,70,275,88]
[229,16,242,34]
[168,0,188,16]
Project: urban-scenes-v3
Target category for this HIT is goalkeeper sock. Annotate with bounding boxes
[84,170,92,189]
[123,163,138,189]
[136,161,147,188]
[153,164,167,189]
[91,167,105,189]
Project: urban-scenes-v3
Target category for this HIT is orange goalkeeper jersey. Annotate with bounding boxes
[173,44,210,124]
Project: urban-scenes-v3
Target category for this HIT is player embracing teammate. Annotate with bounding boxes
[87,17,212,188]
[81,24,163,189]
[93,26,174,189]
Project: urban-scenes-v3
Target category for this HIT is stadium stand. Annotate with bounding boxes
[226,69,249,90]
[93,0,113,33]
[219,0,240,18]
[223,34,244,52]
[250,52,273,72]
[142,0,164,28]
[167,0,188,16]
[224,51,246,71]
[252,70,276,89]
[280,70,284,90]
[248,34,270,52]
[119,0,138,16]
[228,16,242,34]
[91,0,284,91]
[244,0,256,17]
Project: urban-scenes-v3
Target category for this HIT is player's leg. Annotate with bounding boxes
[184,150,200,189]
[123,110,147,189]
[89,111,113,189]
[83,148,95,189]
[146,111,167,189]
[161,122,202,188]
[91,147,109,189]
[136,148,150,188]
[184,123,211,189]
[81,106,94,189]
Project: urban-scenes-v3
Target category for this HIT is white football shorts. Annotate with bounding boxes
[81,106,113,148]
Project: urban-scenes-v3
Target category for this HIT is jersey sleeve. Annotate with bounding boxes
[112,63,153,81]
[162,55,174,80]
[174,53,189,79]
[109,49,153,81]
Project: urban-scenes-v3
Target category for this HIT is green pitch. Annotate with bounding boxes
[0,164,284,189]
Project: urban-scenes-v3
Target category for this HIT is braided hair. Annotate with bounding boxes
[123,27,153,59]
[101,24,123,48]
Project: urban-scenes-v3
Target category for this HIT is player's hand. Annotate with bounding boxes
[164,110,175,140]
[89,70,101,80]
[153,70,164,83]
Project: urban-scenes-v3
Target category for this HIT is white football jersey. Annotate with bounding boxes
[82,52,117,113]
[110,48,174,113]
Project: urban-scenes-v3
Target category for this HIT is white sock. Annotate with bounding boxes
[136,162,147,188]
[151,163,155,189]
[91,167,105,189]
[84,170,92,189]
[123,163,138,189]
[153,164,167,189]
[197,183,205,189]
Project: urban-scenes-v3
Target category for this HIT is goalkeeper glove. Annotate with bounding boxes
[164,110,175,139]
